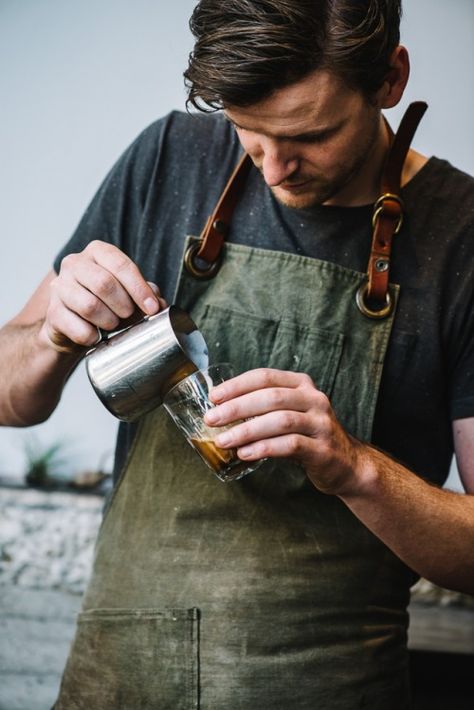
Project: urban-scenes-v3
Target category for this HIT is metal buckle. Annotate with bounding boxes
[372,193,404,235]
[356,283,394,320]
[184,241,221,280]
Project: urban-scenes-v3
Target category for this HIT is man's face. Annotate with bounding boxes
[224,70,387,208]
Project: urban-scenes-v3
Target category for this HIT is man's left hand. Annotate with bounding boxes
[204,368,367,496]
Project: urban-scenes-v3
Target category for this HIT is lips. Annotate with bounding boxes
[279,180,312,190]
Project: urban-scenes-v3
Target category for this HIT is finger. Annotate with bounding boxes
[53,277,124,331]
[204,386,311,426]
[236,433,312,462]
[213,410,316,449]
[85,241,160,315]
[45,306,104,351]
[62,258,141,321]
[210,368,312,404]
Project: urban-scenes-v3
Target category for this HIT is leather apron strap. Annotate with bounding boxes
[357,101,428,318]
[185,102,428,318]
[184,151,253,278]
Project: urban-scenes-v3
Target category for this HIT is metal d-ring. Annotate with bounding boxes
[356,283,394,319]
[372,193,404,235]
[184,241,221,280]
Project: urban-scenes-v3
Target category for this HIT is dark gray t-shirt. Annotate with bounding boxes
[54,111,474,486]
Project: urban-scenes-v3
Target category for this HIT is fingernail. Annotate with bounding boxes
[204,409,220,425]
[239,446,254,458]
[216,431,232,446]
[210,386,224,403]
[143,297,159,314]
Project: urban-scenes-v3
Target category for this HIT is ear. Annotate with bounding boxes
[376,45,410,109]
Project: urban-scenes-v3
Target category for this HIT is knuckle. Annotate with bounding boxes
[280,410,297,432]
[286,433,303,455]
[224,402,240,422]
[59,252,78,272]
[48,277,62,300]
[299,372,315,389]
[309,387,329,410]
[238,421,252,440]
[80,294,101,319]
[316,417,331,438]
[93,271,116,297]
[316,390,331,411]
[268,388,285,409]
[86,239,105,253]
[310,410,332,438]
[114,253,135,275]
[259,368,275,388]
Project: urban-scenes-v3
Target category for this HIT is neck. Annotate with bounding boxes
[325,115,391,207]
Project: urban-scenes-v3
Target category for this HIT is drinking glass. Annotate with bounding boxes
[163,363,264,482]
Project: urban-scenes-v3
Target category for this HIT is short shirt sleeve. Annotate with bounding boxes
[448,279,474,421]
[53,119,166,274]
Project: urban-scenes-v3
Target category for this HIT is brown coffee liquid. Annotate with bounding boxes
[190,438,235,472]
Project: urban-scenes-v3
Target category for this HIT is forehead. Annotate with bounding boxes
[224,69,364,134]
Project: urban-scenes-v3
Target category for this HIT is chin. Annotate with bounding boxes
[272,185,333,210]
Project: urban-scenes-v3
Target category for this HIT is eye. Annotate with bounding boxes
[293,131,329,144]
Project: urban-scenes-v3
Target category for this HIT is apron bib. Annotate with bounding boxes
[55,239,415,710]
[56,104,427,709]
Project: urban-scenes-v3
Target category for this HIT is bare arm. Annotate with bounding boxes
[0,271,82,425]
[338,419,474,594]
[0,241,165,427]
[203,369,474,594]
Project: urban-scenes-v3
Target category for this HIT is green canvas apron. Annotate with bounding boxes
[55,105,427,709]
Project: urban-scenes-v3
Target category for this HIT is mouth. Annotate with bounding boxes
[278,179,312,192]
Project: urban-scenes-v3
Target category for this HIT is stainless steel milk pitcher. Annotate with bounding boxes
[86,305,209,422]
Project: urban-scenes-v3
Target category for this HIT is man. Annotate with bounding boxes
[1,1,473,707]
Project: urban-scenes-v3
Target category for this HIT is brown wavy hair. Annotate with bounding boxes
[184,0,402,111]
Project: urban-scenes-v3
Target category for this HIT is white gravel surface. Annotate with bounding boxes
[0,486,105,710]
[0,487,103,594]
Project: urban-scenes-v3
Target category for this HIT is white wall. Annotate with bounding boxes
[0,0,473,482]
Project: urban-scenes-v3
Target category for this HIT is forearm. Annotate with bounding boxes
[341,442,474,594]
[0,320,83,426]
[205,368,474,593]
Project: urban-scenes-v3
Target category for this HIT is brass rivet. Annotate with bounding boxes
[213,219,226,233]
[375,259,389,272]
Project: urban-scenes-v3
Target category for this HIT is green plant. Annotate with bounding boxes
[23,435,69,487]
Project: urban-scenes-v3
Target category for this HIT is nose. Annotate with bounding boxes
[260,141,299,187]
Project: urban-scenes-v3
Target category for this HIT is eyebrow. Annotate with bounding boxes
[224,114,339,142]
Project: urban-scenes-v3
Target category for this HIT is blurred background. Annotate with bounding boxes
[0,0,473,484]
[1,3,473,709]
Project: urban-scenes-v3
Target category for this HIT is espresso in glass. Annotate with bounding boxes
[163,363,264,482]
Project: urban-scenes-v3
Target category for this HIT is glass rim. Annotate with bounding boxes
[162,361,233,402]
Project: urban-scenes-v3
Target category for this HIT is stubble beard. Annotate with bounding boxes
[270,178,348,209]
[269,112,382,210]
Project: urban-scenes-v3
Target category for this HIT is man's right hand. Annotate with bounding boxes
[0,240,167,425]
[39,240,166,353]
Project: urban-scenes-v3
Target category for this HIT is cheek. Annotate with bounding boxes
[236,131,262,158]
[306,142,343,172]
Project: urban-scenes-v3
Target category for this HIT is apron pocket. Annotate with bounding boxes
[55,607,200,710]
[198,304,344,398]
[197,304,278,374]
[270,319,344,398]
